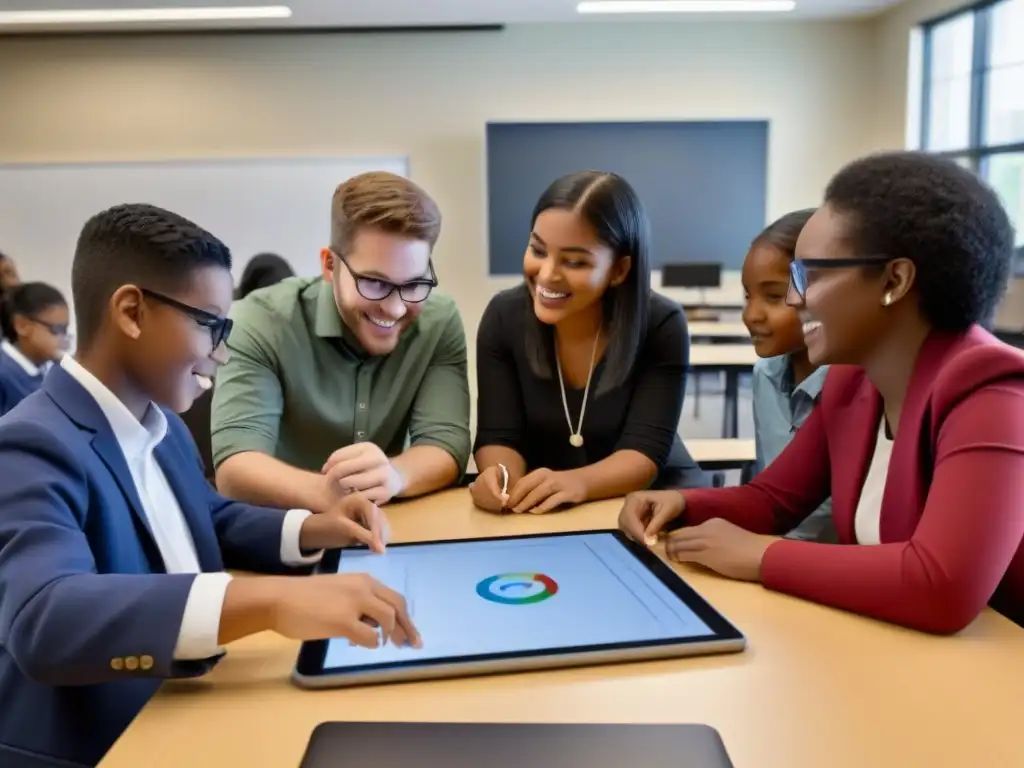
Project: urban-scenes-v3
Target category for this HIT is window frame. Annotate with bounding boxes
[919,0,1024,171]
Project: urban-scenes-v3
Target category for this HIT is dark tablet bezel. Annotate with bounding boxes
[295,529,744,679]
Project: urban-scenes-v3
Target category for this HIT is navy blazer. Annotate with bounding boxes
[0,350,44,417]
[0,365,293,767]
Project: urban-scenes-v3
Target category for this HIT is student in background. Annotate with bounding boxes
[182,252,295,479]
[0,281,70,416]
[0,251,19,292]
[742,209,837,543]
[619,151,1024,633]
[236,252,295,300]
[0,204,418,766]
[212,172,470,512]
[471,170,705,516]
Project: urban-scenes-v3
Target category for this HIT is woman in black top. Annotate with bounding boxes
[471,170,706,514]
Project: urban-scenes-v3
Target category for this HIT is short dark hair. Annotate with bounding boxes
[0,282,67,342]
[331,172,441,255]
[524,170,650,394]
[72,203,232,350]
[753,208,816,259]
[824,151,1015,331]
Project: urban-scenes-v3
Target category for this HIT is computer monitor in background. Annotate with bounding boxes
[662,262,722,304]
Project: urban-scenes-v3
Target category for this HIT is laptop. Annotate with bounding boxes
[299,722,735,767]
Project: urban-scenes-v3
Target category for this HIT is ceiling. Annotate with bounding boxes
[0,0,906,33]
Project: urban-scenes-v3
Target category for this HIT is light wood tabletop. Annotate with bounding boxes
[100,489,1024,768]
[688,322,751,340]
[690,344,760,368]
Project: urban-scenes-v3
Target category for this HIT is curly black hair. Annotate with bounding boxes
[72,203,232,350]
[824,151,1015,331]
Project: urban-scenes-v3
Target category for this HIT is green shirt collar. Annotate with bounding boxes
[312,278,371,357]
[313,279,345,338]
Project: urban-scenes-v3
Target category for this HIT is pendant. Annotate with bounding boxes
[569,433,584,448]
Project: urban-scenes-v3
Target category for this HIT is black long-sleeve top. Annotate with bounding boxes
[473,284,704,489]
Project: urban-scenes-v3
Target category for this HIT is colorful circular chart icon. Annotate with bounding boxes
[476,573,559,605]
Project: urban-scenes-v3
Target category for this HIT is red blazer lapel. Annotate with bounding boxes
[878,331,966,542]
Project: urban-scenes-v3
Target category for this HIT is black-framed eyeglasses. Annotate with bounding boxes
[333,250,438,304]
[28,317,70,338]
[789,256,892,298]
[27,317,73,350]
[141,289,233,348]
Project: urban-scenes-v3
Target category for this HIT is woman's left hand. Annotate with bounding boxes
[664,518,778,582]
[506,468,587,515]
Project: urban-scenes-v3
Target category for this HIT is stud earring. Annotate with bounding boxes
[883,292,893,306]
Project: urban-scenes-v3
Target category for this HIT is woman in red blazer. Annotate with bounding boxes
[620,151,1024,634]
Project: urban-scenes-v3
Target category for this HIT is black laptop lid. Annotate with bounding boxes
[300,722,734,768]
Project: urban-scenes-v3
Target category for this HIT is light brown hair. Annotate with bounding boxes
[330,171,442,254]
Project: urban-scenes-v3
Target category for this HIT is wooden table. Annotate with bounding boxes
[100,490,1024,768]
[689,345,760,438]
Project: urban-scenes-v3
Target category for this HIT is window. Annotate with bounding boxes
[918,0,1024,241]
[987,152,1024,246]
[985,0,1024,145]
[924,13,974,152]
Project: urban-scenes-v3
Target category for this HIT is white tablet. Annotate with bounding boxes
[292,530,746,689]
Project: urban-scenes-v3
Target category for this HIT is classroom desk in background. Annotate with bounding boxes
[684,438,756,471]
[99,490,1024,768]
[689,344,759,439]
[688,322,751,344]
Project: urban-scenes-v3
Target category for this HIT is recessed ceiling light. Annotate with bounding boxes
[577,1,796,13]
[0,6,293,25]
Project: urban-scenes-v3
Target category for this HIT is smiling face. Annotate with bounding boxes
[741,244,805,359]
[323,227,434,356]
[117,265,235,413]
[523,208,631,327]
[788,204,896,366]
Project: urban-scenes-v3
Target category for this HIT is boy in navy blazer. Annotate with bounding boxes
[0,204,420,767]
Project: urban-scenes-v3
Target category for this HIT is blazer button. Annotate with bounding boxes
[110,658,124,671]
[125,656,139,671]
[140,655,154,671]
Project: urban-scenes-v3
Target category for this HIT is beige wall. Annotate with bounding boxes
[6,11,982,382]
[0,21,877,344]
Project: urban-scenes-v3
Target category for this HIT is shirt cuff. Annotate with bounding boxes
[173,572,233,661]
[281,508,324,566]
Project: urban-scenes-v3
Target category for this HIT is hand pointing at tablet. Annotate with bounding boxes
[220,574,422,650]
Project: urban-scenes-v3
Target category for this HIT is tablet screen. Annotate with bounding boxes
[320,531,716,671]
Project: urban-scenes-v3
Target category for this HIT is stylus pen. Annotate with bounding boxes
[498,463,510,504]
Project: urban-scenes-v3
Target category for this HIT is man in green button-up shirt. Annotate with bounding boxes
[211,172,470,513]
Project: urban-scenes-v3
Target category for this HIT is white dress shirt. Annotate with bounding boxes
[854,418,894,546]
[60,356,320,660]
[1,339,41,376]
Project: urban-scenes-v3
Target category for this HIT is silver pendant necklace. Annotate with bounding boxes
[555,331,600,448]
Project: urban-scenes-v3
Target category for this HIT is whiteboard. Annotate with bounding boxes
[0,155,409,313]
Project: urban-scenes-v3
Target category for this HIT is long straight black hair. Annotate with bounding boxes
[523,170,651,395]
